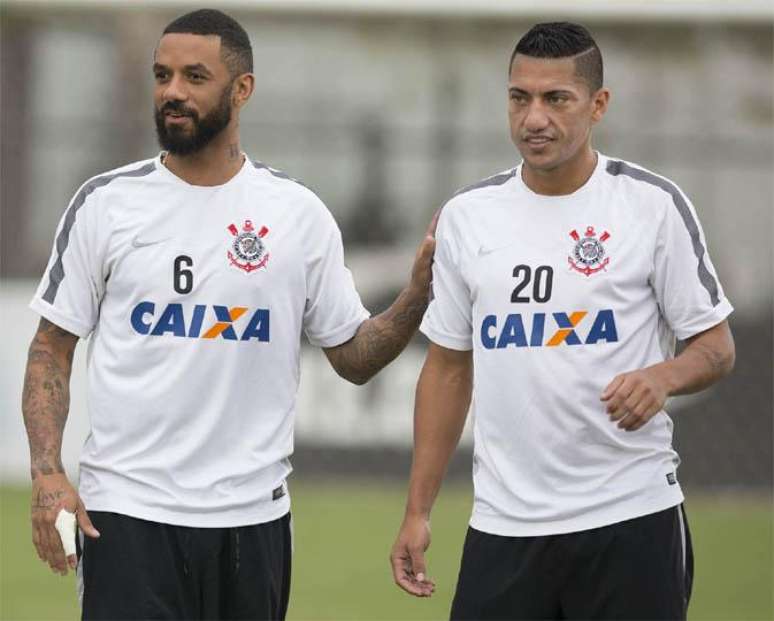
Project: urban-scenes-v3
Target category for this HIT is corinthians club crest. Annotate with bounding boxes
[227,220,269,273]
[568,226,611,276]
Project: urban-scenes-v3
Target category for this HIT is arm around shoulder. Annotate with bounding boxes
[323,213,438,384]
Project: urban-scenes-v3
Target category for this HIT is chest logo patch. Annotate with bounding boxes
[568,226,611,277]
[227,220,270,273]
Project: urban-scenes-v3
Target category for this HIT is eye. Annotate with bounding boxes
[510,93,528,104]
[188,72,206,82]
[548,94,569,105]
[154,70,169,81]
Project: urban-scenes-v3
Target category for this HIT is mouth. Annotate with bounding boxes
[164,111,193,126]
[523,136,554,146]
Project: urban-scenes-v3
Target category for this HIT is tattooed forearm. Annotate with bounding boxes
[22,319,78,479]
[325,287,429,385]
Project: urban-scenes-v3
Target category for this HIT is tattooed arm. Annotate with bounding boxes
[23,318,99,575]
[323,215,438,385]
[602,320,735,431]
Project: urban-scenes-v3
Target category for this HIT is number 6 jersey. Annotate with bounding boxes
[30,154,370,527]
[421,153,733,537]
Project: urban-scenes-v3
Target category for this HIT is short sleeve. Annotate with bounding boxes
[651,189,733,340]
[420,207,473,350]
[303,206,370,348]
[29,186,106,338]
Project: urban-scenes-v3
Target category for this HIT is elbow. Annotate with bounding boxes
[337,367,375,386]
[720,342,736,378]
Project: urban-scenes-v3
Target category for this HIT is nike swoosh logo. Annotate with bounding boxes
[131,234,170,249]
[477,244,509,257]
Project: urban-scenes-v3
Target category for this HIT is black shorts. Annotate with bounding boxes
[450,504,693,620]
[76,511,292,621]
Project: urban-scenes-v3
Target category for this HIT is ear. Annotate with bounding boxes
[232,73,255,110]
[590,87,610,125]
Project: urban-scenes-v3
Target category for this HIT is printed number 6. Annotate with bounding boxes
[173,255,193,294]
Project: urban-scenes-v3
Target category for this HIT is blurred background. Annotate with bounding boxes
[1,1,772,619]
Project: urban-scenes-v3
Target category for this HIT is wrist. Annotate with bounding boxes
[404,506,431,522]
[648,361,679,397]
[30,459,65,480]
[403,283,430,307]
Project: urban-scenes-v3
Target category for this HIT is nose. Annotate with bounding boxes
[162,74,188,103]
[523,100,550,133]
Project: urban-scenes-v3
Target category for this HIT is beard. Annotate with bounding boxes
[155,84,233,156]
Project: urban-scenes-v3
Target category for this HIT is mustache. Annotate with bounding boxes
[159,101,197,117]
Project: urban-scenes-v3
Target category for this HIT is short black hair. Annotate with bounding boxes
[163,9,253,76]
[510,22,603,92]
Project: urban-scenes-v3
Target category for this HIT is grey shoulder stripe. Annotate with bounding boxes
[252,161,309,189]
[453,168,517,197]
[42,161,157,304]
[606,159,721,306]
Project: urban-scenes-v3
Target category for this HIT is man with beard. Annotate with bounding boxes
[23,9,435,620]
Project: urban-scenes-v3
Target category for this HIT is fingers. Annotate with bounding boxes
[39,520,68,575]
[390,545,435,598]
[602,370,666,432]
[76,499,100,539]
[31,520,45,562]
[600,374,625,401]
[617,400,661,432]
[603,375,632,420]
[425,208,441,238]
[416,236,436,264]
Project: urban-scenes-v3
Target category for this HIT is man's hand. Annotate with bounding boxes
[31,473,99,575]
[323,209,440,385]
[390,515,435,597]
[601,367,669,432]
[406,209,440,299]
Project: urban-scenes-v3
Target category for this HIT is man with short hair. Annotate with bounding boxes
[23,9,435,620]
[390,22,735,620]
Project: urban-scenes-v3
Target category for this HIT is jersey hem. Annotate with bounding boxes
[470,486,684,537]
[81,493,292,528]
[29,297,93,338]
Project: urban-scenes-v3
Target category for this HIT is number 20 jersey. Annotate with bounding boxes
[30,154,369,527]
[421,153,733,537]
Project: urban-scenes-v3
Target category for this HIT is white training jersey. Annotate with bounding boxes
[421,153,733,537]
[31,154,369,527]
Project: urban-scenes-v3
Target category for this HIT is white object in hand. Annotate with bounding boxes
[55,509,77,557]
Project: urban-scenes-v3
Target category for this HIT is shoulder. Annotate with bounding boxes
[247,159,318,202]
[439,166,519,227]
[247,158,339,228]
[452,167,519,202]
[71,157,159,207]
[602,156,691,207]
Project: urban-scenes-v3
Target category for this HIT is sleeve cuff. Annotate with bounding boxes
[306,309,371,348]
[672,298,734,341]
[420,323,473,351]
[29,297,93,339]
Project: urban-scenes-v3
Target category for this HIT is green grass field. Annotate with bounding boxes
[1,481,771,620]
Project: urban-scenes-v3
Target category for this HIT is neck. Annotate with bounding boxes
[522,145,598,196]
[163,128,244,186]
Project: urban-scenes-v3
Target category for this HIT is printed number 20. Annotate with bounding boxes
[173,255,193,294]
[511,264,553,303]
